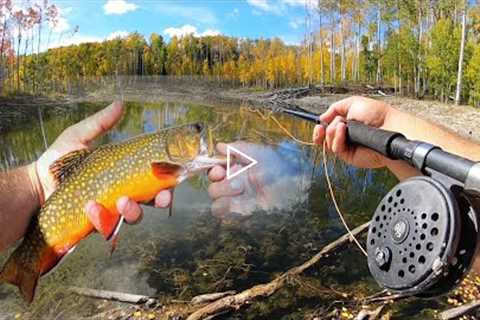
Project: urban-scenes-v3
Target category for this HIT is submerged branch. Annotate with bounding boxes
[186,221,370,320]
[439,300,480,320]
[67,286,157,305]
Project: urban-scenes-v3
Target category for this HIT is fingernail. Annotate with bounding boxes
[117,196,129,212]
[313,128,320,140]
[85,200,96,213]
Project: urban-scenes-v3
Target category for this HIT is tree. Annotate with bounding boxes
[455,0,467,105]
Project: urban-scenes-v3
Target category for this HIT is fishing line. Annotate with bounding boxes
[322,140,368,257]
[243,106,315,146]
[243,105,368,256]
[37,107,48,150]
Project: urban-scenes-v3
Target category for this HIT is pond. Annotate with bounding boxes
[0,100,450,319]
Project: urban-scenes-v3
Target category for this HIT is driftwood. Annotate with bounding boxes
[439,300,480,320]
[191,291,236,305]
[186,222,370,320]
[67,286,157,305]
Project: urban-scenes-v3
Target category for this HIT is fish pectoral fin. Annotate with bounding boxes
[49,149,91,185]
[86,202,121,240]
[151,161,183,180]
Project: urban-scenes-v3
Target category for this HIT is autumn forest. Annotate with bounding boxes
[1,1,480,106]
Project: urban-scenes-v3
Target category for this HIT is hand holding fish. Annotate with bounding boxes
[33,101,172,226]
[0,102,231,303]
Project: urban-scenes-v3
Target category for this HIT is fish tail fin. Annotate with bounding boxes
[0,251,40,304]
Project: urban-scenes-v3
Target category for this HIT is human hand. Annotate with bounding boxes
[31,101,172,225]
[208,141,309,219]
[312,96,396,169]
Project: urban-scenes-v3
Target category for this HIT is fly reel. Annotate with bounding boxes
[367,176,480,297]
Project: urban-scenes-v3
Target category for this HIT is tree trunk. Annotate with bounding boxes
[376,8,381,84]
[330,13,335,83]
[455,0,467,105]
[356,20,361,81]
[319,11,325,85]
[340,17,346,81]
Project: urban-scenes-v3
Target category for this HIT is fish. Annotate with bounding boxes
[0,122,225,303]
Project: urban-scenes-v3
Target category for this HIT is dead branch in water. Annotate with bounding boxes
[186,221,370,320]
[439,300,480,320]
[191,291,236,305]
[67,286,157,305]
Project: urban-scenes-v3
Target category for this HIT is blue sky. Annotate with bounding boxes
[44,0,312,48]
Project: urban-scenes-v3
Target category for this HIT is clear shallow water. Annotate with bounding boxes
[0,101,445,319]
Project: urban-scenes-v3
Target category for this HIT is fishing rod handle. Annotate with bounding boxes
[346,120,404,157]
[346,120,477,184]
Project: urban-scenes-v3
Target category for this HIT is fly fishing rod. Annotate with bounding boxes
[282,107,480,297]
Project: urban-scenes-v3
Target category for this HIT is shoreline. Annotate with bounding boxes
[1,81,479,142]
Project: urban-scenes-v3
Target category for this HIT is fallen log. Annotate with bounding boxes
[186,221,370,320]
[67,286,157,305]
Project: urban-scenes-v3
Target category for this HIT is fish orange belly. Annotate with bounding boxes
[43,171,178,274]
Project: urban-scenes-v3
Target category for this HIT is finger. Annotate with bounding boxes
[85,200,106,232]
[154,190,172,208]
[216,142,228,155]
[332,121,347,154]
[320,97,355,123]
[312,124,326,145]
[68,101,124,145]
[117,196,143,225]
[208,175,244,200]
[325,116,344,150]
[208,165,226,182]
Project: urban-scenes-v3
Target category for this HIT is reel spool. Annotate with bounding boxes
[367,176,480,297]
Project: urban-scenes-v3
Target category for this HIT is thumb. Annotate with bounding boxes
[67,101,124,145]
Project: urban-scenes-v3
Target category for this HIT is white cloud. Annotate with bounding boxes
[164,25,220,38]
[47,34,103,50]
[246,0,317,15]
[279,35,300,46]
[154,3,217,25]
[246,0,270,11]
[200,29,220,37]
[50,16,70,33]
[107,30,129,40]
[164,25,197,38]
[103,0,138,15]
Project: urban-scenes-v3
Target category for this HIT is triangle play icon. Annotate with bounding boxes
[226,145,258,180]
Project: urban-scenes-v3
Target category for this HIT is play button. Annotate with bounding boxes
[226,145,258,180]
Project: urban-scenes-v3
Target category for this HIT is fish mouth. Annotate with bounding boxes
[177,125,227,182]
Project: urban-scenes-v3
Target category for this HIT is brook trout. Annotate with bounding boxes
[0,122,225,303]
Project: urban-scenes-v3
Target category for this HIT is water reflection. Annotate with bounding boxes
[0,101,403,319]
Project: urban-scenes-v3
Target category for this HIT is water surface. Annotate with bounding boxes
[0,101,445,319]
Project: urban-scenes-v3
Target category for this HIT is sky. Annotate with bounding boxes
[38,0,314,48]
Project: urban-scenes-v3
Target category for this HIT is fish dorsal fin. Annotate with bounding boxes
[49,149,90,185]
